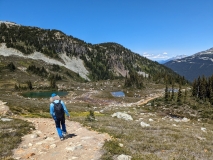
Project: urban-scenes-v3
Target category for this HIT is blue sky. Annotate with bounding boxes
[0,0,212,61]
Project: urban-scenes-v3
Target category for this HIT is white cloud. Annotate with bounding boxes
[142,52,169,60]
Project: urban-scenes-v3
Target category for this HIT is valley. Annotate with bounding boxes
[1,21,213,160]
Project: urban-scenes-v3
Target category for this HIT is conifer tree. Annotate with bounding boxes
[7,62,16,72]
[177,85,182,103]
[210,89,213,105]
[184,89,187,103]
[192,79,197,97]
[171,83,175,101]
[14,84,19,90]
[26,80,33,90]
[165,84,169,101]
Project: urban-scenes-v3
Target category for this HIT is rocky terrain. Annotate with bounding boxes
[12,118,110,160]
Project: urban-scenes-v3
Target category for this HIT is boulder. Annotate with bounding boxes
[140,121,150,127]
[111,112,133,121]
[117,154,132,160]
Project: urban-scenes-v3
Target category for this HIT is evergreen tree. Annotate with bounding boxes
[210,89,213,105]
[177,85,182,103]
[192,79,198,97]
[50,79,57,89]
[184,89,187,103]
[171,83,175,101]
[165,84,169,101]
[7,62,16,71]
[14,84,19,90]
[26,80,33,90]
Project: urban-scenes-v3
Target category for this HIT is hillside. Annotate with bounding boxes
[0,21,187,86]
[2,21,213,160]
[164,47,213,82]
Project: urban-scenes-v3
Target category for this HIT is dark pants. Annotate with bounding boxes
[54,117,67,138]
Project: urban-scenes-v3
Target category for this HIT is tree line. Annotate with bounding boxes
[192,75,213,104]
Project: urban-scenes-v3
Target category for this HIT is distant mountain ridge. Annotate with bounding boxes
[0,21,186,84]
[164,47,213,82]
[158,55,188,64]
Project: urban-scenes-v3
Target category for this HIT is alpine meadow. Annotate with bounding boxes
[1,21,213,160]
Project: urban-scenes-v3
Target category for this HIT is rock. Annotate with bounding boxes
[201,127,207,132]
[36,142,43,145]
[66,144,83,151]
[36,130,42,134]
[111,112,133,121]
[140,121,150,127]
[45,137,54,141]
[149,118,154,122]
[28,143,33,147]
[23,152,35,159]
[119,143,124,147]
[182,117,190,122]
[196,135,206,140]
[22,145,28,149]
[50,144,57,148]
[0,118,13,121]
[31,134,39,138]
[116,154,132,160]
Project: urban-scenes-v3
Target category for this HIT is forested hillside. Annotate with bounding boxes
[0,21,188,85]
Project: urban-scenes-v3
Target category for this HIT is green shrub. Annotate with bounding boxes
[0,118,34,159]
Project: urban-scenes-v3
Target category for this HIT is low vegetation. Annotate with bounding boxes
[0,118,34,159]
[2,74,213,159]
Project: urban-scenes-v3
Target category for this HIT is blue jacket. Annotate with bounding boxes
[50,100,70,119]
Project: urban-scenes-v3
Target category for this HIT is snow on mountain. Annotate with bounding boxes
[164,47,213,82]
[158,55,188,64]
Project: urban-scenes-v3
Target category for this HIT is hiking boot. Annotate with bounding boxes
[60,137,64,141]
[62,132,68,137]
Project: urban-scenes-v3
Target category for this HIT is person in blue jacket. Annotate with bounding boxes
[50,93,70,140]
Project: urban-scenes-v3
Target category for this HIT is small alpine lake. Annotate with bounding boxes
[111,91,125,97]
[21,91,68,98]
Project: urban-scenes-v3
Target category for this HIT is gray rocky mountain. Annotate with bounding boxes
[164,47,213,82]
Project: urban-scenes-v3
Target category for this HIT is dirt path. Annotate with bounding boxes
[133,93,163,106]
[13,118,110,160]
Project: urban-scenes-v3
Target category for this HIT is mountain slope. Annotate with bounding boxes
[0,21,186,84]
[158,55,187,64]
[164,48,213,82]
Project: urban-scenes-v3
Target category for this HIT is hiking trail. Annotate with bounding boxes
[12,118,110,160]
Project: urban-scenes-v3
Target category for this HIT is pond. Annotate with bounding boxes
[21,91,68,98]
[111,91,125,97]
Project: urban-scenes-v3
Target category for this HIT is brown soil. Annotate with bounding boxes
[13,118,110,160]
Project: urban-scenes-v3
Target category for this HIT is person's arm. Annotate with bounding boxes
[61,101,70,118]
[50,103,56,120]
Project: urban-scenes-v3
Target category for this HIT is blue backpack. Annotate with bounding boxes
[52,100,64,119]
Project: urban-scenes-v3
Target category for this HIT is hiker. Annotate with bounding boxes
[50,93,70,140]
